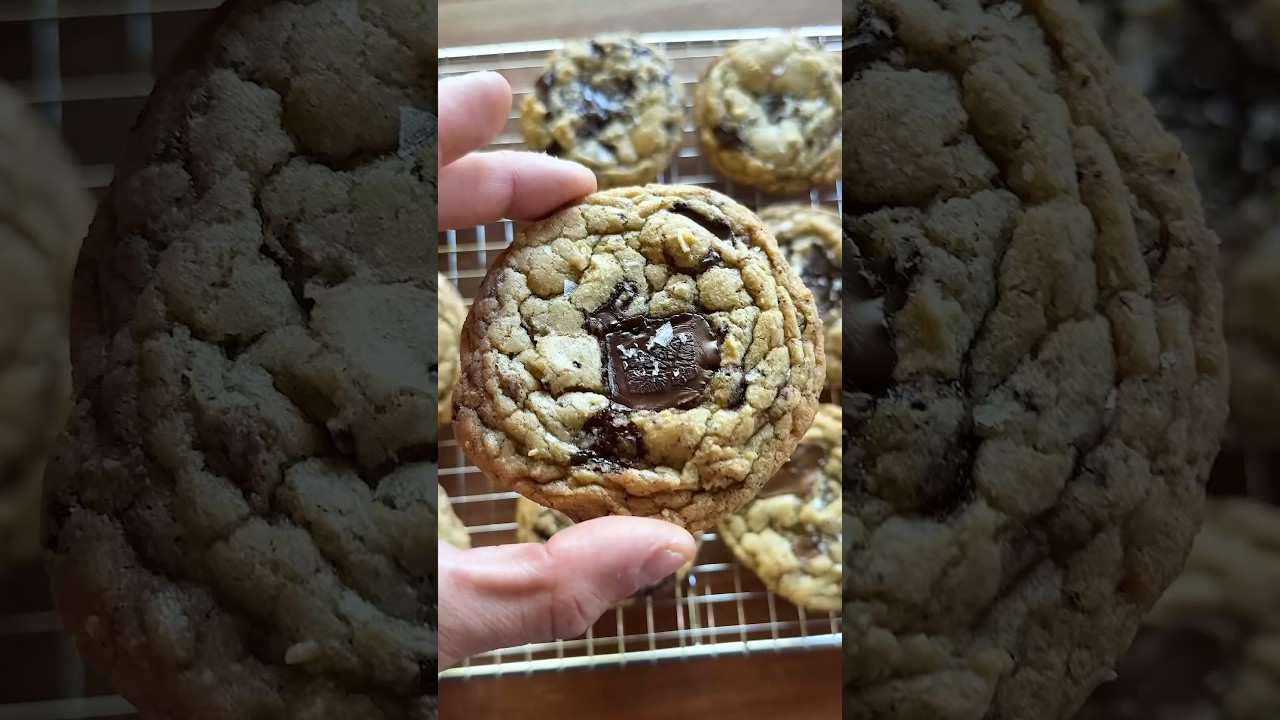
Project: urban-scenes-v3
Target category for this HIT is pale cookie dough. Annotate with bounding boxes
[842,1,1228,719]
[694,35,841,194]
[719,403,840,612]
[0,82,92,575]
[436,484,470,549]
[452,184,825,533]
[438,272,466,431]
[521,36,684,189]
[759,204,842,390]
[514,496,702,603]
[41,1,440,717]
[1075,498,1280,720]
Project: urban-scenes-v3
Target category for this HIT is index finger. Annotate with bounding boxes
[438,72,513,169]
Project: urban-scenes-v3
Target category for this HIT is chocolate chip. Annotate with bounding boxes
[671,203,734,240]
[845,3,899,70]
[536,71,553,104]
[582,405,646,460]
[589,40,605,57]
[605,313,721,411]
[793,532,826,560]
[763,93,787,122]
[843,223,909,396]
[712,124,749,152]
[801,245,841,316]
[700,248,724,271]
[545,140,564,157]
[760,443,826,498]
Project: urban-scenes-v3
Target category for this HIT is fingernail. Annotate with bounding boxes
[638,548,690,587]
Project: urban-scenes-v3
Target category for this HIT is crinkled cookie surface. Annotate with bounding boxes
[42,1,440,718]
[842,0,1227,718]
[694,35,842,194]
[1074,498,1280,720]
[453,184,824,532]
[520,36,684,189]
[719,403,841,612]
[0,81,91,573]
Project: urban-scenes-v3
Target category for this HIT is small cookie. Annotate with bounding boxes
[436,484,470,549]
[514,496,702,601]
[520,36,684,189]
[438,272,467,430]
[452,184,825,532]
[758,205,842,391]
[42,1,439,716]
[1075,498,1280,720]
[0,82,92,574]
[842,0,1228,718]
[718,403,840,612]
[694,35,841,194]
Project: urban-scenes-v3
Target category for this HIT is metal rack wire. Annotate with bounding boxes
[437,25,843,679]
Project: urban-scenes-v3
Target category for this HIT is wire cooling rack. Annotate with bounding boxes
[436,26,843,679]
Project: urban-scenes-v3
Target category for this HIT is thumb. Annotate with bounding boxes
[438,516,696,669]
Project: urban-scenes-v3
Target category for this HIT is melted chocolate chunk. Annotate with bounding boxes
[605,313,721,411]
[1075,624,1236,720]
[712,124,749,152]
[585,281,639,338]
[582,405,646,461]
[761,443,827,498]
[844,3,899,70]
[578,83,628,136]
[671,203,734,240]
[843,224,907,396]
[802,245,841,316]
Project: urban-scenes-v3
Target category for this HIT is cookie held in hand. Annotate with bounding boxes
[452,184,825,532]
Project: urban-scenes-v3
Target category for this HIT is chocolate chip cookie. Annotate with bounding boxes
[842,1,1228,718]
[694,35,841,195]
[1074,498,1280,720]
[452,184,825,533]
[514,496,703,603]
[0,82,92,575]
[759,204,842,391]
[719,403,840,612]
[437,484,470,549]
[438,272,466,431]
[520,36,684,190]
[41,1,439,717]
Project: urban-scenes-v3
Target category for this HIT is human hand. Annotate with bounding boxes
[436,72,698,670]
